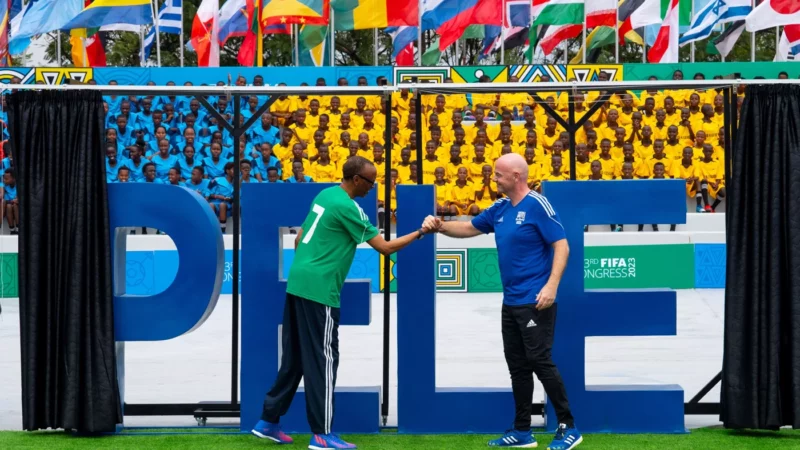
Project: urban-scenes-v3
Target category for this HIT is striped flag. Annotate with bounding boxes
[586,0,616,27]
[386,25,417,65]
[536,23,582,55]
[713,20,744,57]
[679,0,750,46]
[618,0,661,44]
[143,0,182,61]
[533,0,585,26]
[775,24,800,61]
[648,0,679,62]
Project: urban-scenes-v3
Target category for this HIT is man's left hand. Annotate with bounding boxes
[535,282,558,310]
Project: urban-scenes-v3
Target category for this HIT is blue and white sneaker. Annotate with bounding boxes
[309,433,357,449]
[251,420,293,444]
[488,429,538,447]
[547,423,582,450]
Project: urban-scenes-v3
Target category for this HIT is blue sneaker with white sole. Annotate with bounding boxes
[488,429,538,447]
[309,433,357,449]
[547,423,582,450]
[251,420,293,444]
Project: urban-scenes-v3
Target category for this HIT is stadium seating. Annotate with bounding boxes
[0,70,740,234]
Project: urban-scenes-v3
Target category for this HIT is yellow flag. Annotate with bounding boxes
[70,29,87,67]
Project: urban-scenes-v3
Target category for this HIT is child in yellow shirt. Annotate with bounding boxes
[672,146,703,212]
[698,144,726,212]
[448,167,478,216]
[473,165,498,213]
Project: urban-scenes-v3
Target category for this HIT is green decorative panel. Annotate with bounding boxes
[467,248,503,293]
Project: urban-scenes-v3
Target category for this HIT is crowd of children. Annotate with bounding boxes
[0,69,742,233]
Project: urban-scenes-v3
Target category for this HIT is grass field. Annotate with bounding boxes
[2,427,800,449]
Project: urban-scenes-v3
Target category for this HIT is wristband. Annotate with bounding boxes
[416,228,425,240]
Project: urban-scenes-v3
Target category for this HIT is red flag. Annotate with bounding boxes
[648,0,679,63]
[396,43,414,66]
[237,0,257,66]
[192,0,221,67]
[85,34,106,67]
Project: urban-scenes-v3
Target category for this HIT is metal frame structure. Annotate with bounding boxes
[2,78,751,425]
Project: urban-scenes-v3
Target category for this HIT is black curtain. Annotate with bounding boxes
[722,85,800,429]
[10,90,121,432]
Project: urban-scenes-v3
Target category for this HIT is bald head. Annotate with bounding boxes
[496,153,529,182]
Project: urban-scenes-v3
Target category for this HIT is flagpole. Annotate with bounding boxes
[374,28,378,65]
[179,0,185,67]
[152,0,161,67]
[528,9,534,64]
[614,1,619,63]
[642,41,646,63]
[293,24,299,66]
[256,0,263,67]
[140,26,145,66]
[750,0,755,61]
[776,26,780,58]
[581,3,586,63]
[500,4,505,64]
[330,2,335,66]
[417,7,423,65]
[690,0,695,62]
[56,31,61,67]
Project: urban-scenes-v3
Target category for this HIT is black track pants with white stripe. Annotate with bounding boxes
[261,293,340,435]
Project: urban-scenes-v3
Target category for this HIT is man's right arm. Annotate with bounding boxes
[438,219,483,238]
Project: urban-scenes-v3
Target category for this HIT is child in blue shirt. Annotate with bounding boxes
[286,161,314,183]
[178,145,202,181]
[254,143,282,181]
[186,166,211,198]
[116,166,131,183]
[208,162,235,232]
[240,159,259,184]
[265,167,282,183]
[106,144,129,183]
[141,162,163,183]
[203,142,227,179]
[151,139,179,182]
[166,167,185,187]
[3,169,17,234]
[127,146,147,182]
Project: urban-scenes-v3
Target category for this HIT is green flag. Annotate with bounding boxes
[662,0,692,26]
[422,36,441,66]
[524,26,538,63]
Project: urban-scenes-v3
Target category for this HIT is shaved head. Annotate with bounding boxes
[496,153,529,182]
[494,153,530,198]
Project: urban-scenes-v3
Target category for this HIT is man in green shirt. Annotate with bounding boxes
[252,156,432,449]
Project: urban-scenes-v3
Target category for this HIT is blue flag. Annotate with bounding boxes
[9,0,82,54]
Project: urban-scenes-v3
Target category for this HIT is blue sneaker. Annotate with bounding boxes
[309,433,357,449]
[251,420,293,444]
[547,423,582,450]
[488,429,538,447]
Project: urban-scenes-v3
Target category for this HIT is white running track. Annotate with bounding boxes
[0,290,725,431]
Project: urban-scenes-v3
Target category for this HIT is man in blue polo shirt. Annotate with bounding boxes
[425,153,581,450]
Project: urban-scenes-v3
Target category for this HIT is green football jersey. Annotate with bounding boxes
[286,186,380,308]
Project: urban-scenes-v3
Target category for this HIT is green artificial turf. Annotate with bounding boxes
[2,427,800,449]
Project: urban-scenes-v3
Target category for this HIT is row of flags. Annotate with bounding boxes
[0,0,799,68]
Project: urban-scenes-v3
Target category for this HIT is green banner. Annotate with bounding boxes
[623,62,800,82]
[467,245,694,293]
[468,248,503,293]
[584,245,694,289]
[0,253,18,298]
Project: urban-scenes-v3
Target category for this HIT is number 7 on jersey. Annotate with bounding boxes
[301,204,326,244]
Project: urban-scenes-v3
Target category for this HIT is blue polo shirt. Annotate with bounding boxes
[471,192,566,306]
